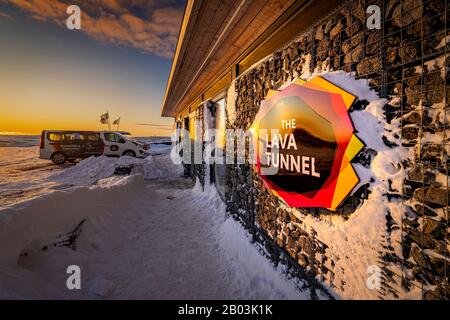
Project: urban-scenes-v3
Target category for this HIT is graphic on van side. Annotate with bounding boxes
[251,76,364,211]
[49,132,105,158]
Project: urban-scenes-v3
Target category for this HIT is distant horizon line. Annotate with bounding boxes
[0,132,39,136]
[0,132,171,138]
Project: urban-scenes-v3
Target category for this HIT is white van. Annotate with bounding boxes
[40,130,149,164]
[98,131,149,158]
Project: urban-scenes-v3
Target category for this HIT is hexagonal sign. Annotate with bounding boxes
[251,76,364,211]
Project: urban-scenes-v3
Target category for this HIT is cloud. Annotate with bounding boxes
[136,123,172,128]
[3,0,184,58]
[0,11,13,20]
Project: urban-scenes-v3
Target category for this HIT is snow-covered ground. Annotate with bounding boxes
[0,146,65,208]
[0,140,311,299]
[0,137,171,208]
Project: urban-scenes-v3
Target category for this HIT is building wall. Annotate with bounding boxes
[188,0,449,299]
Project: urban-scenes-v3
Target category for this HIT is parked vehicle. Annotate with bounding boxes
[40,130,149,164]
[98,131,149,158]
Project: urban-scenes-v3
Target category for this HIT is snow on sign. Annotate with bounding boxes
[251,76,365,211]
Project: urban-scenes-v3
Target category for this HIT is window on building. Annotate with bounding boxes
[213,98,226,202]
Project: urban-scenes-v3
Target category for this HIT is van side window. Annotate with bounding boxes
[84,133,100,141]
[62,133,80,141]
[47,133,61,141]
[105,133,116,142]
[105,133,124,143]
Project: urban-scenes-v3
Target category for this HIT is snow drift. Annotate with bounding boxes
[0,147,309,299]
[0,175,146,268]
[0,151,185,298]
[51,154,183,186]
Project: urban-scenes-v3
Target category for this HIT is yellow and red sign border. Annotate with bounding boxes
[251,76,364,211]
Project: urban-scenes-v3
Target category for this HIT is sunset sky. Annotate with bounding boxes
[0,0,185,136]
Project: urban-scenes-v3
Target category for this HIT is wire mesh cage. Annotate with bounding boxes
[229,0,449,299]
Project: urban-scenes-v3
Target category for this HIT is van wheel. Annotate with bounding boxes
[123,150,136,157]
[51,152,67,165]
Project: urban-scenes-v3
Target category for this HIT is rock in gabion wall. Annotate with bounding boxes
[222,0,449,299]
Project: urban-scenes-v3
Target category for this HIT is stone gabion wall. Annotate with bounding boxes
[224,0,449,299]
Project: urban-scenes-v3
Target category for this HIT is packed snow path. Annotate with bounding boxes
[89,178,307,299]
[0,153,312,299]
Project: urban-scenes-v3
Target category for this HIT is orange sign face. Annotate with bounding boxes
[251,76,364,211]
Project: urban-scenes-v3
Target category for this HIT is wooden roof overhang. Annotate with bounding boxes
[161,0,345,118]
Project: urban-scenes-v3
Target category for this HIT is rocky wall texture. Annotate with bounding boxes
[225,0,449,299]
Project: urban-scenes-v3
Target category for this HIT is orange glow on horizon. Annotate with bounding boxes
[0,110,173,137]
